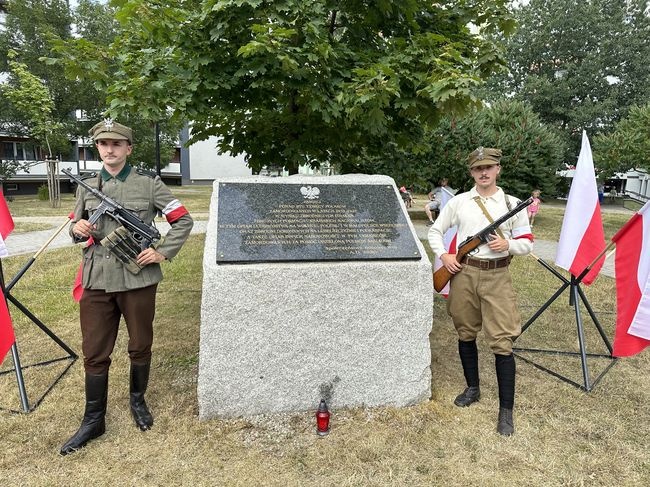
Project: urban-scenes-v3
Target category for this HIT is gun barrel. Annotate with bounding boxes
[63,168,161,246]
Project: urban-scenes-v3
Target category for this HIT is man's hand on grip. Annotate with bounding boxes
[441,253,463,274]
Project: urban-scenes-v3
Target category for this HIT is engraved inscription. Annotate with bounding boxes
[216,183,420,263]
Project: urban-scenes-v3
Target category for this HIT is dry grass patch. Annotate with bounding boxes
[1,230,649,485]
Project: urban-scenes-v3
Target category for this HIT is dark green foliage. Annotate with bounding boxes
[594,103,650,177]
[1,0,181,170]
[485,0,650,162]
[50,0,515,174]
[354,100,565,199]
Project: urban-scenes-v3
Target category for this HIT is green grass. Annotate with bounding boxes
[12,222,55,234]
[7,194,77,217]
[7,185,213,219]
[530,205,633,242]
[1,222,648,485]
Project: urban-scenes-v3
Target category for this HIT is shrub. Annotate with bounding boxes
[37,184,49,201]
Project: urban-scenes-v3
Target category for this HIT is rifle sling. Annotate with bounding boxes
[472,195,511,240]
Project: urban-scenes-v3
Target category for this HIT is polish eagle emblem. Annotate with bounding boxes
[300,186,320,200]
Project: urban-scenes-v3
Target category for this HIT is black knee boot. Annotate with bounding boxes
[60,373,108,455]
[495,353,516,436]
[130,362,153,431]
[454,340,480,407]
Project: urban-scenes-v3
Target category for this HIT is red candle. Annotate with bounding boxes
[316,399,330,436]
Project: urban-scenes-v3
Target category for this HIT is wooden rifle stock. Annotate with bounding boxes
[433,237,481,292]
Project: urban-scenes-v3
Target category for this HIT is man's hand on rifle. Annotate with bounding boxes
[441,253,463,274]
[487,233,510,253]
[73,219,96,239]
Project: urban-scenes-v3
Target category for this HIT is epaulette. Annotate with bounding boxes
[135,167,158,179]
[79,171,98,180]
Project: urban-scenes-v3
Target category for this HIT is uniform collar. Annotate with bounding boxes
[469,186,504,202]
[100,164,132,182]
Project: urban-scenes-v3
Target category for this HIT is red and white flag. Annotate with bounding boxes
[72,236,93,302]
[611,201,650,357]
[555,131,606,284]
[433,187,457,296]
[0,189,15,364]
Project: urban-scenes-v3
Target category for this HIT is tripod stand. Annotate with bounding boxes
[0,216,78,413]
[513,252,617,391]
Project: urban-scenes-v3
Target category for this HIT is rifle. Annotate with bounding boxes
[433,197,533,292]
[62,168,161,272]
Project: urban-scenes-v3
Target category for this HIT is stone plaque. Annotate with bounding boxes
[216,182,420,263]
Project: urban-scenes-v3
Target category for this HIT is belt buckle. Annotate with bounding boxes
[479,259,490,270]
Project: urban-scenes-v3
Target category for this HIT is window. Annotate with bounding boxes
[2,142,15,159]
[22,143,37,161]
[78,146,97,161]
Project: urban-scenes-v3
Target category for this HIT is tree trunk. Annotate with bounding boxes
[46,157,61,208]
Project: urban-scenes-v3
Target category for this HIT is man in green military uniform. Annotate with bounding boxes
[61,119,193,455]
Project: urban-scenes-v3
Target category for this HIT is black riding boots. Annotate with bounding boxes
[495,353,516,436]
[454,340,481,407]
[130,362,154,431]
[60,373,108,455]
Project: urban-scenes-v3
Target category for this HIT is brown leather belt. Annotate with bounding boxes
[463,256,511,270]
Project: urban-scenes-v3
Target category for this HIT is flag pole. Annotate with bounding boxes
[0,213,78,414]
[515,252,616,391]
[583,240,616,275]
[0,259,29,412]
[5,213,73,293]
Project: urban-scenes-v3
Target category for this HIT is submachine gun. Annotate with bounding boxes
[62,168,161,274]
[433,197,533,292]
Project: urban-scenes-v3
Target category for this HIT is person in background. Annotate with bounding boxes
[609,187,618,204]
[399,185,413,208]
[60,119,193,455]
[428,147,533,436]
[527,189,542,226]
[598,184,605,205]
[424,178,449,225]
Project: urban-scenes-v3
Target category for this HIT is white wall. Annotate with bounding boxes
[624,169,650,198]
[188,136,251,180]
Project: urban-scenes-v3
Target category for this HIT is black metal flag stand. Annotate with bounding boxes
[0,216,78,413]
[513,249,617,391]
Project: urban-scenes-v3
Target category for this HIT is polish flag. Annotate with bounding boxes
[72,237,93,302]
[555,131,605,284]
[0,190,15,364]
[433,187,457,296]
[611,201,650,357]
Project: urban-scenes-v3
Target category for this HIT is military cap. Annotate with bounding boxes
[467,146,502,168]
[89,118,133,143]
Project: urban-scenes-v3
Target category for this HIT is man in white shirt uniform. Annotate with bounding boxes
[428,147,533,436]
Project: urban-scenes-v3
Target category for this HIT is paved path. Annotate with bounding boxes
[6,216,207,257]
[6,214,616,278]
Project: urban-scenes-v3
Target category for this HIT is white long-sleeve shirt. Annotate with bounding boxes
[428,186,533,259]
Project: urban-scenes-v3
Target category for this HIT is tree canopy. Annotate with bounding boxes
[51,0,516,174]
[486,0,650,162]
[0,0,181,170]
[352,99,565,198]
[594,103,650,177]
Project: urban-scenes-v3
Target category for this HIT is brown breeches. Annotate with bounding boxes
[79,285,158,374]
[447,265,521,355]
